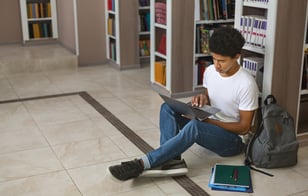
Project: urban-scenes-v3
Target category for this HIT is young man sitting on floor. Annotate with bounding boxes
[108,26,259,181]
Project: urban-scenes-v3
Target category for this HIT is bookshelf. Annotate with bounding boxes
[234,0,273,97]
[150,0,195,97]
[234,0,308,137]
[19,0,58,43]
[193,0,235,90]
[138,0,151,65]
[105,0,118,63]
[105,0,140,69]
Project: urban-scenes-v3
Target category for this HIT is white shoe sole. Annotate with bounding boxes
[140,168,188,177]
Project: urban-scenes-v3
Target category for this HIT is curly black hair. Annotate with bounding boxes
[209,26,245,58]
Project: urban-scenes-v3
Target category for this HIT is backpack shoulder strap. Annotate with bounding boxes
[244,96,263,165]
[244,95,274,177]
[244,120,273,177]
[244,113,263,166]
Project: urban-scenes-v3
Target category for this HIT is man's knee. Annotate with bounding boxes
[160,102,173,114]
[160,102,169,110]
[185,119,200,136]
[188,119,200,128]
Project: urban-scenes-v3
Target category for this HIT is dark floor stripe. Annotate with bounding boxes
[79,91,154,153]
[80,92,210,196]
[0,92,82,104]
[0,91,210,195]
[174,176,210,196]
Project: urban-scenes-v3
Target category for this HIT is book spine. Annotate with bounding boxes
[157,34,166,55]
[155,61,166,85]
[47,2,51,17]
[155,2,166,25]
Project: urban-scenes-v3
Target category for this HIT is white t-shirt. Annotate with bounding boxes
[203,65,259,122]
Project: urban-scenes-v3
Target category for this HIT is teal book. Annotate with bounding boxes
[213,164,251,188]
[214,164,251,187]
[208,164,253,193]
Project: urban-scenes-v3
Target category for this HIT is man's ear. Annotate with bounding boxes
[233,54,241,61]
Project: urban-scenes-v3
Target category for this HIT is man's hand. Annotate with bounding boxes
[191,93,209,108]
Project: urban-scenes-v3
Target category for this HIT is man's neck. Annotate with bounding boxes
[220,63,240,77]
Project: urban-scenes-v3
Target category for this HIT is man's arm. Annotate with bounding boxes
[204,110,255,135]
[191,89,255,135]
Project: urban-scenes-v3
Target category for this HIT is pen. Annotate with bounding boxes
[233,168,239,182]
[230,168,235,178]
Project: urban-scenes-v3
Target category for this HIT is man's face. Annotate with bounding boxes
[211,52,240,77]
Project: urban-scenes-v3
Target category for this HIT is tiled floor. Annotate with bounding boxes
[0,45,308,196]
[0,44,77,75]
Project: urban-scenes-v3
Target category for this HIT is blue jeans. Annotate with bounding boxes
[145,103,244,168]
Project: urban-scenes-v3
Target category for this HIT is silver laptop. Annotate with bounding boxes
[159,94,220,121]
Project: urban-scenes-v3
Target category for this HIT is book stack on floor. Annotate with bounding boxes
[208,163,253,193]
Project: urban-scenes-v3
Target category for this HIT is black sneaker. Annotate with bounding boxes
[108,159,143,181]
[141,159,188,177]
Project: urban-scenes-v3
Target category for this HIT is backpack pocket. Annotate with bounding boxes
[251,139,298,168]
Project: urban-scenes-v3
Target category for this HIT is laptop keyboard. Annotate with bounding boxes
[191,107,211,119]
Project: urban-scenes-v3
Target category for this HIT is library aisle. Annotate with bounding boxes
[0,45,308,195]
[0,44,77,75]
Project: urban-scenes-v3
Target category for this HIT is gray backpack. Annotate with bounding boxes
[245,95,299,176]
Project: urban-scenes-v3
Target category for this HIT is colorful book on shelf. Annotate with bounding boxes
[240,15,267,48]
[197,62,207,85]
[139,0,150,7]
[220,0,228,19]
[155,2,166,25]
[29,24,34,38]
[242,56,264,91]
[139,12,150,32]
[158,34,166,55]
[47,2,51,17]
[195,26,201,53]
[155,61,166,86]
[199,0,205,20]
[215,0,220,20]
[109,41,116,61]
[32,3,37,18]
[32,23,41,38]
[227,0,235,19]
[139,39,150,56]
[39,3,44,18]
[196,57,212,85]
[208,163,253,193]
[199,26,211,54]
[145,12,150,31]
[197,0,235,20]
[43,2,48,17]
[108,18,115,36]
[108,0,115,11]
[42,23,48,38]
[27,3,31,18]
